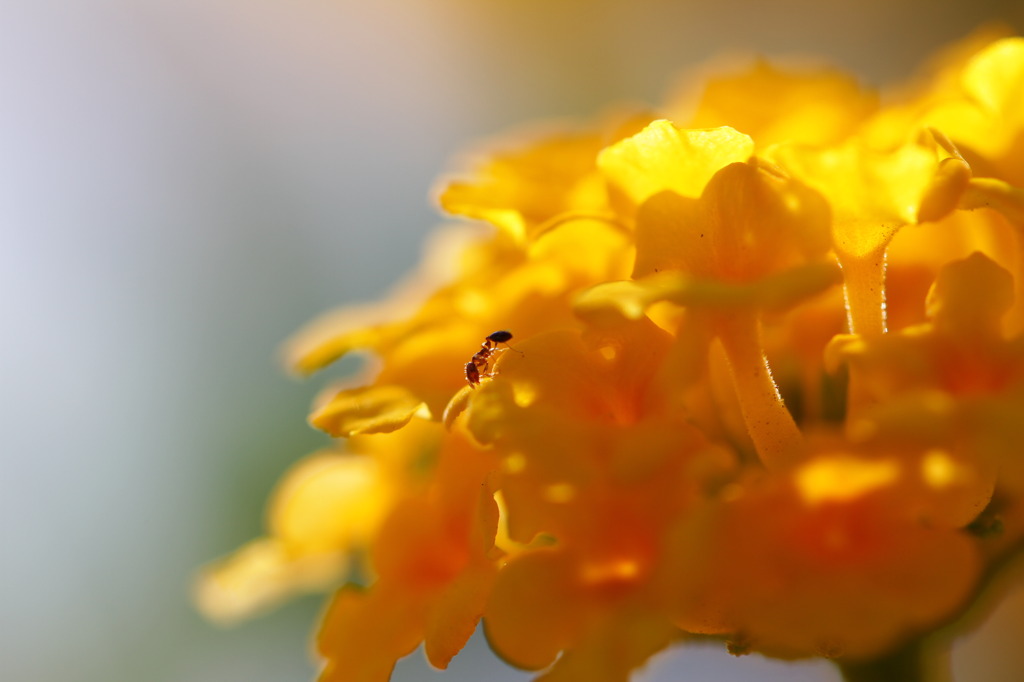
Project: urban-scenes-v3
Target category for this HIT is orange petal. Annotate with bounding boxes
[372,497,466,589]
[423,561,498,669]
[536,607,677,682]
[484,549,587,670]
[316,584,428,682]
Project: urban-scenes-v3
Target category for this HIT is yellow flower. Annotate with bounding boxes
[669,58,878,148]
[590,121,836,469]
[200,30,1024,682]
[768,132,971,337]
[866,31,1024,186]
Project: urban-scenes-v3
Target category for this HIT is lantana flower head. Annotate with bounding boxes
[199,30,1024,682]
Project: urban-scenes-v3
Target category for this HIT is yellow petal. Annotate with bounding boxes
[914,129,973,223]
[194,538,347,625]
[310,384,428,437]
[770,140,937,259]
[917,156,972,223]
[925,251,1014,337]
[438,131,607,242]
[574,262,841,324]
[692,159,831,280]
[284,225,479,375]
[442,384,475,429]
[598,121,754,205]
[678,59,878,147]
[795,456,901,506]
[283,307,385,376]
[962,38,1024,116]
[574,272,696,325]
[771,138,947,335]
[440,181,527,239]
[268,453,392,552]
[629,157,830,284]
[929,37,1024,167]
[630,190,700,279]
[960,177,1024,226]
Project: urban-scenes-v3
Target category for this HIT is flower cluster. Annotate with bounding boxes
[197,29,1024,681]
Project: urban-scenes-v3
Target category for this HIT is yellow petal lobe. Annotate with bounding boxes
[598,121,754,206]
[309,384,428,437]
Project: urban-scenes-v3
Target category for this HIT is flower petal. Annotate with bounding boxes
[438,132,607,242]
[917,130,973,223]
[284,309,387,376]
[309,385,428,437]
[770,140,938,259]
[424,561,498,669]
[317,584,428,682]
[195,538,347,625]
[598,121,753,206]
[677,59,878,147]
[574,262,841,325]
[268,453,392,552]
[960,177,1024,226]
[536,607,677,682]
[483,548,587,670]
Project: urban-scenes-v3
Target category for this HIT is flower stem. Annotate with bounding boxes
[837,246,887,425]
[714,309,802,469]
[839,247,887,337]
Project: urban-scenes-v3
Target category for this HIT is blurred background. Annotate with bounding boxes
[2,1,1023,680]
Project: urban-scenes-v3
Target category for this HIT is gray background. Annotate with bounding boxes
[3,1,1022,680]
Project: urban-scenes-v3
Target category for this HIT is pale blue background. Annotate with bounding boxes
[2,1,1022,680]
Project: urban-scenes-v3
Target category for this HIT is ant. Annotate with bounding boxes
[465,330,522,388]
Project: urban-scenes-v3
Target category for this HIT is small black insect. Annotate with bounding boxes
[465,330,521,387]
